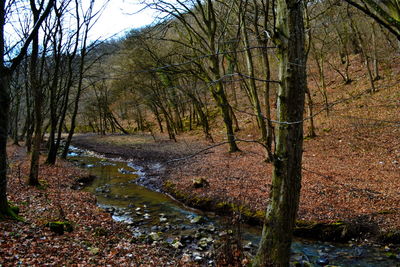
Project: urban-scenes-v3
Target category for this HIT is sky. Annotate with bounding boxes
[89,0,157,40]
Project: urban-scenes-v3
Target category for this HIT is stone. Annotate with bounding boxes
[206,224,216,232]
[244,242,252,250]
[316,256,329,266]
[46,221,73,235]
[194,255,203,262]
[198,238,209,248]
[219,231,227,237]
[190,216,203,224]
[171,240,184,249]
[149,232,161,241]
[192,178,209,188]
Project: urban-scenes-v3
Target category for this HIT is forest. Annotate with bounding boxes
[0,0,399,266]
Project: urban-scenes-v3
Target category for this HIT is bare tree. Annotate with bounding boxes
[0,0,54,218]
[147,0,240,152]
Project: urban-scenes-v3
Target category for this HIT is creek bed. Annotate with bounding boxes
[68,146,399,266]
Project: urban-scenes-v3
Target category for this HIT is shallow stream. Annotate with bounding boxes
[68,146,399,266]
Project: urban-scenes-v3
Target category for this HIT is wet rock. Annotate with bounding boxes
[118,168,134,174]
[195,231,205,239]
[190,216,203,224]
[194,255,203,262]
[105,207,114,213]
[160,225,170,232]
[353,246,365,257]
[219,231,227,237]
[244,242,253,251]
[198,238,209,249]
[143,213,151,219]
[206,224,216,232]
[95,186,110,194]
[160,217,168,223]
[99,161,116,166]
[172,240,184,249]
[316,256,329,266]
[149,232,161,241]
[192,252,203,262]
[114,210,124,216]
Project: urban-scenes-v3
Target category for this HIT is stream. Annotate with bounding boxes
[68,146,399,266]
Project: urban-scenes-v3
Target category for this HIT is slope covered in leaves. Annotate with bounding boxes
[0,145,179,266]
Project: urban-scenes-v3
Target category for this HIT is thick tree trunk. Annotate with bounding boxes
[253,0,307,265]
[0,70,12,215]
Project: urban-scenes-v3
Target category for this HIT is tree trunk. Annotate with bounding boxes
[253,0,307,264]
[253,0,274,160]
[306,87,316,138]
[12,86,21,146]
[241,9,268,143]
[28,4,42,186]
[371,24,380,81]
[211,82,240,152]
[0,70,12,216]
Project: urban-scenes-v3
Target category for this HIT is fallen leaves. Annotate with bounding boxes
[0,145,179,266]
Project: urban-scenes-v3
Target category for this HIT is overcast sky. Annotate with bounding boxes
[89,0,156,40]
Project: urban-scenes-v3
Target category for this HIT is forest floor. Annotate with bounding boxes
[0,144,182,266]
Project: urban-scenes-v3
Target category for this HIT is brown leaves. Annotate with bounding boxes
[0,146,179,266]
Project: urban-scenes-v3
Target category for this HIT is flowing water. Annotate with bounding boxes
[68,146,399,266]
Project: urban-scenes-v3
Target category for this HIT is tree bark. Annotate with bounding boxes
[253,0,307,265]
[28,1,43,186]
[0,69,12,215]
